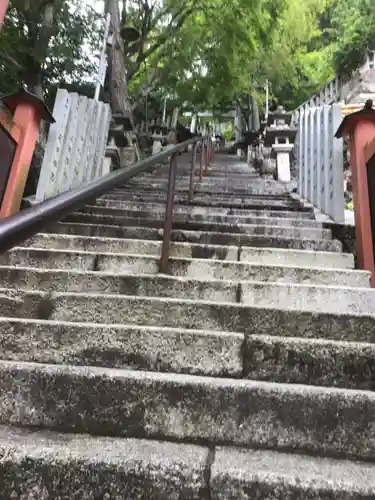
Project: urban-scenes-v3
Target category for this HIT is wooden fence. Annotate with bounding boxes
[35,89,111,202]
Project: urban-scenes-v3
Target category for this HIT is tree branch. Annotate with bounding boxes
[127,4,195,81]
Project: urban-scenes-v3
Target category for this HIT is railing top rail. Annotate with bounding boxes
[0,136,202,253]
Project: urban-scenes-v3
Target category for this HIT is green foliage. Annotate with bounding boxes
[329,0,375,77]
[0,0,101,96]
[2,0,373,117]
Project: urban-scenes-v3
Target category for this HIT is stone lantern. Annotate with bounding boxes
[264,105,297,182]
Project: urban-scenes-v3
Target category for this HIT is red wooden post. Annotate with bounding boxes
[0,0,9,28]
[0,88,54,218]
[335,106,375,286]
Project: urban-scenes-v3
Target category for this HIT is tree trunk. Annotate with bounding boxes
[105,0,134,124]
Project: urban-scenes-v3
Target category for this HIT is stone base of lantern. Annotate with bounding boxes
[272,143,294,182]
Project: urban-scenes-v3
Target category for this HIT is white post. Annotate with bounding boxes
[234,106,242,156]
[328,103,345,222]
[303,106,309,199]
[308,107,316,203]
[297,109,304,196]
[313,106,322,209]
[265,79,269,121]
[162,97,167,124]
[190,114,197,133]
[171,107,179,128]
[273,145,293,182]
[320,105,330,214]
[36,89,71,202]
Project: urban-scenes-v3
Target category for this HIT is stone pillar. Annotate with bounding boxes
[273,143,294,182]
[234,106,242,157]
[190,114,197,134]
[234,107,242,142]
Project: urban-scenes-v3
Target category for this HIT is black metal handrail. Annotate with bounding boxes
[0,136,202,254]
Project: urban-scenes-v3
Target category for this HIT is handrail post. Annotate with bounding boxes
[199,140,204,181]
[208,137,213,165]
[160,152,178,273]
[0,136,198,254]
[204,138,208,173]
[188,143,197,203]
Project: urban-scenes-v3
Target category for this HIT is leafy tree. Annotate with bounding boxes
[0,0,101,97]
[329,0,375,77]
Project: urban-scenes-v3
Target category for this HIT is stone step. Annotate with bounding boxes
[1,264,373,312]
[0,426,209,499]
[0,268,240,303]
[1,290,374,341]
[1,315,374,390]
[139,170,260,180]
[80,205,323,228]
[0,318,243,377]
[101,192,308,211]
[22,233,354,268]
[124,180,290,195]
[239,246,354,269]
[109,188,296,202]
[127,176,281,188]
[47,222,342,251]
[112,186,294,201]
[244,334,375,390]
[63,213,331,240]
[123,183,289,196]
[23,234,240,260]
[211,446,375,499]
[0,359,374,460]
[1,249,366,287]
[241,280,375,313]
[95,198,315,219]
[0,426,375,500]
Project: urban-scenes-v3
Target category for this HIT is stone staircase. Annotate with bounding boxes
[0,154,375,498]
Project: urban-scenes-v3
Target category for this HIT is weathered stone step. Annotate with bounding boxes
[1,249,366,287]
[0,318,243,377]
[22,233,354,268]
[244,334,375,390]
[96,197,315,218]
[48,222,342,251]
[64,213,331,241]
[23,234,240,259]
[109,188,299,205]
[1,263,373,312]
[242,280,375,313]
[139,170,260,180]
[101,192,308,211]
[239,246,354,269]
[127,176,277,187]
[0,426,209,499]
[116,185,290,201]
[1,290,374,342]
[96,197,314,218]
[0,268,240,303]
[124,179,289,195]
[111,187,294,203]
[80,205,323,228]
[124,182,289,196]
[0,359,374,460]
[2,426,374,499]
[1,315,374,390]
[211,446,375,499]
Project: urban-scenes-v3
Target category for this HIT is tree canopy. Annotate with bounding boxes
[0,0,373,116]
